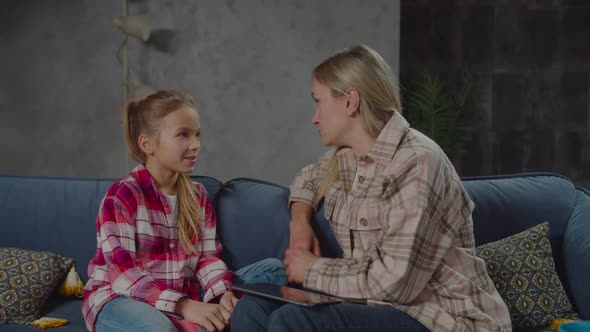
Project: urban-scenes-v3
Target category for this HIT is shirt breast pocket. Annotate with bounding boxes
[351,205,383,253]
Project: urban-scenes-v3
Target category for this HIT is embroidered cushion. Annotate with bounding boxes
[476,223,579,328]
[0,248,73,324]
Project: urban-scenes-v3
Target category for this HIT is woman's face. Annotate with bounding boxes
[311,78,351,147]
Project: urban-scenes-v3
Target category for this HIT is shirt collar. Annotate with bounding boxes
[337,111,410,167]
[130,163,155,191]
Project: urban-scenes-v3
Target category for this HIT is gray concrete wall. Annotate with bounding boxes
[0,0,400,185]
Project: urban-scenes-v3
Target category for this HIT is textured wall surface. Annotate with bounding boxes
[0,0,400,185]
[401,0,590,188]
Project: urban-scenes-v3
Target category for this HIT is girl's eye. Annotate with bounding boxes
[179,132,188,138]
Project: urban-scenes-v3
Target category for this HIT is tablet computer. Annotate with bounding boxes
[231,283,346,307]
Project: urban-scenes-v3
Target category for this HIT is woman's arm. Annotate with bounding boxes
[288,149,335,255]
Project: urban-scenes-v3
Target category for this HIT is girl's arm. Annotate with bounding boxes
[98,194,185,313]
[193,183,233,302]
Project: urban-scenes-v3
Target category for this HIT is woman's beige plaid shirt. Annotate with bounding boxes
[289,112,512,332]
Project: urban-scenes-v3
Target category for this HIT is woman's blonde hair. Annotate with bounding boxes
[313,45,402,200]
[122,90,203,254]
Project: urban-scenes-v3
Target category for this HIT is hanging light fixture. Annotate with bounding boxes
[112,14,152,41]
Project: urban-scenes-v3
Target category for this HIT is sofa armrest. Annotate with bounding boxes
[563,188,590,320]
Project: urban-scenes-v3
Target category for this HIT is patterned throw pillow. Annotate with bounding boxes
[476,223,579,328]
[0,248,73,324]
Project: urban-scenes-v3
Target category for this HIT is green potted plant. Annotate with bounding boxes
[402,72,480,164]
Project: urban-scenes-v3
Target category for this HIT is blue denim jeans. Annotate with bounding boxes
[230,295,430,332]
[95,258,286,332]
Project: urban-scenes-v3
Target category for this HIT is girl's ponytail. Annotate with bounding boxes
[176,174,203,254]
[122,99,146,163]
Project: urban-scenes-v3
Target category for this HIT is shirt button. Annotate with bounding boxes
[358,176,365,184]
[360,218,368,226]
[170,243,175,248]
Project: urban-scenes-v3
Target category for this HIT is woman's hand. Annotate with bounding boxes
[289,202,321,256]
[175,298,231,332]
[284,247,320,284]
[219,291,239,313]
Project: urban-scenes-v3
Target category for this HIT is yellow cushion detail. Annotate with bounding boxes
[30,317,69,330]
[57,266,84,298]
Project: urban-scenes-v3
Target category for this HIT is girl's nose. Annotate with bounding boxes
[190,137,200,150]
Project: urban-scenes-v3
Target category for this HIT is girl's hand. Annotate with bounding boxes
[219,291,239,313]
[175,298,231,332]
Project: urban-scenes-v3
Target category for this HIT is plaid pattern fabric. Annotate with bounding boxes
[82,164,232,332]
[289,112,512,332]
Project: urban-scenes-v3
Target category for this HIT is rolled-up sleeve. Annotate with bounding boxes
[289,149,335,209]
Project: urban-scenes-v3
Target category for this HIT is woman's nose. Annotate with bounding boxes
[312,109,319,124]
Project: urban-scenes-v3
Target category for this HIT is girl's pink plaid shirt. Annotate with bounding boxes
[82,164,232,332]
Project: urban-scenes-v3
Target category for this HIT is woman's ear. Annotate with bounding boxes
[138,134,154,155]
[344,88,360,116]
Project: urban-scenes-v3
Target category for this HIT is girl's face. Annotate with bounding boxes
[149,106,201,175]
[311,78,351,147]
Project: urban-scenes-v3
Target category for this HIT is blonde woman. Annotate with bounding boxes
[231,46,511,332]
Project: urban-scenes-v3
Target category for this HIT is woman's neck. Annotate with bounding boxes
[144,161,179,195]
[347,123,376,156]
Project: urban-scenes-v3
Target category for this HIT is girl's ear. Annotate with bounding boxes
[344,88,360,117]
[138,134,154,155]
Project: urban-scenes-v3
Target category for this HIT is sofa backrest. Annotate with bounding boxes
[0,174,222,281]
[461,173,590,319]
[215,178,342,271]
[217,174,578,268]
[463,174,575,276]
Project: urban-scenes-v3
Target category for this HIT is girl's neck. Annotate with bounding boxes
[144,161,179,195]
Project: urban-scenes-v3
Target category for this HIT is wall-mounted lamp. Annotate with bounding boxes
[113,14,151,41]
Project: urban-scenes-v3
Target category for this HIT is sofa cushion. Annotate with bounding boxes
[0,248,73,325]
[0,298,87,332]
[476,223,579,329]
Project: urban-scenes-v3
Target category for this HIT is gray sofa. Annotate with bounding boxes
[0,173,589,332]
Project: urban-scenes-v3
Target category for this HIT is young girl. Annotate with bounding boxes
[82,91,285,332]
